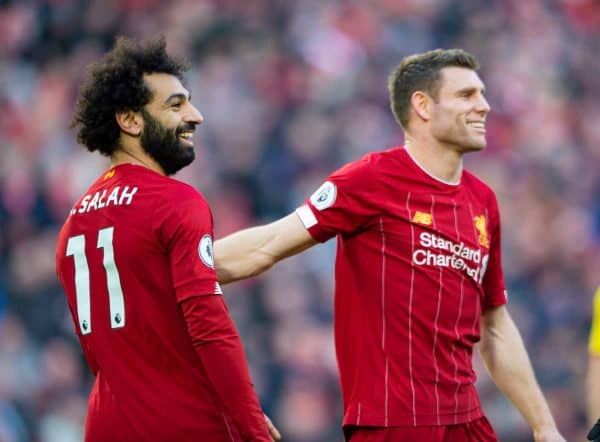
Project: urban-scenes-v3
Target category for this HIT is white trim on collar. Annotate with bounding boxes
[403,147,461,186]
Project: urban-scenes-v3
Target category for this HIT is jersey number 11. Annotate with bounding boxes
[66,226,126,335]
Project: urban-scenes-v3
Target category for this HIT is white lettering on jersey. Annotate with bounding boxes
[106,187,120,206]
[413,232,485,284]
[78,195,91,214]
[119,186,138,205]
[97,189,107,209]
[87,192,100,212]
[71,186,139,216]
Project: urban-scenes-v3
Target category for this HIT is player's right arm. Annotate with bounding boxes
[214,212,317,284]
[216,157,379,285]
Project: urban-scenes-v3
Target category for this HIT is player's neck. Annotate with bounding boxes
[111,145,166,176]
[404,136,463,185]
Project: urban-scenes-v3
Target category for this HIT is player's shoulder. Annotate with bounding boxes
[358,145,405,167]
[159,177,212,217]
[160,177,206,202]
[91,164,208,215]
[144,180,210,228]
[335,146,403,177]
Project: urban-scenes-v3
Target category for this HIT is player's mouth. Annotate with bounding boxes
[466,121,486,133]
[177,130,195,147]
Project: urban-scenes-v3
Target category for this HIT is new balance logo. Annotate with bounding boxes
[412,211,432,225]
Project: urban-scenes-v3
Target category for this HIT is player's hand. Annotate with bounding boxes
[533,427,565,442]
[265,414,281,441]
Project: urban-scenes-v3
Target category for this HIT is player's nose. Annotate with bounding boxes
[476,95,491,114]
[186,103,204,125]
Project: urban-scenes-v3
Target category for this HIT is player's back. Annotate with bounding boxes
[56,164,235,442]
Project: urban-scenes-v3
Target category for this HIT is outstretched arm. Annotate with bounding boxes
[478,305,564,442]
[214,212,318,284]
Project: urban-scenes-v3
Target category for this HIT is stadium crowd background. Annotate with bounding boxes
[0,0,599,440]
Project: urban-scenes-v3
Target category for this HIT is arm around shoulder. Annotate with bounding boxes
[214,212,318,284]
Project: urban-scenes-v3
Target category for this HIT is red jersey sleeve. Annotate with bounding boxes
[181,295,270,441]
[155,183,269,440]
[296,156,381,242]
[481,193,507,310]
[153,185,221,302]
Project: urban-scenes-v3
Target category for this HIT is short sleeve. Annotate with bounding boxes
[481,194,507,310]
[296,157,381,243]
[589,287,600,355]
[154,186,222,303]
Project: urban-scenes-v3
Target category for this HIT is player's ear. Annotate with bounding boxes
[411,91,432,122]
[115,110,143,137]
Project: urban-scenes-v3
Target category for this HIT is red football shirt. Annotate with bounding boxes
[295,147,507,428]
[56,164,268,441]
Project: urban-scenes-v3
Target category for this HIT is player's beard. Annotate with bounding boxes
[430,114,486,153]
[139,109,195,176]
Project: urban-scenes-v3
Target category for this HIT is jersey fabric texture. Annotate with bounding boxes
[589,287,600,355]
[346,416,497,442]
[296,147,507,428]
[56,164,267,441]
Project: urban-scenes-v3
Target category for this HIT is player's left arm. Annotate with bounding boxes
[156,189,277,441]
[181,294,278,441]
[478,305,565,442]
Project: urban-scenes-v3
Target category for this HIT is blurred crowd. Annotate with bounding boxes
[1,0,599,441]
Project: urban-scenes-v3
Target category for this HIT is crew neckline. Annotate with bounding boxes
[403,146,462,186]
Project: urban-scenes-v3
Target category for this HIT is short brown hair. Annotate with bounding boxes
[387,48,479,129]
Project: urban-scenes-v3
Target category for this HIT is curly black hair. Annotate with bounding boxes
[71,35,190,155]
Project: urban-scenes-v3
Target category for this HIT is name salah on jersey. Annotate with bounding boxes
[69,186,138,216]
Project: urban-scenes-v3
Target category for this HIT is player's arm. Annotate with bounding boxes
[478,305,565,442]
[181,294,275,441]
[157,190,276,441]
[587,288,600,426]
[588,356,600,427]
[214,212,317,284]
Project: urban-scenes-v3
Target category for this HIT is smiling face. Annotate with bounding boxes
[428,67,491,153]
[140,73,203,175]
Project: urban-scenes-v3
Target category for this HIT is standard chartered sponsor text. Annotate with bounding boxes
[413,232,488,284]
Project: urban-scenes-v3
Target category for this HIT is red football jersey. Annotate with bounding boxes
[56,164,266,441]
[296,147,507,428]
